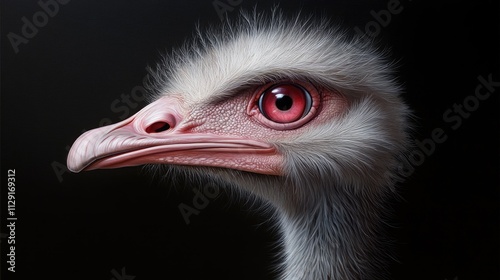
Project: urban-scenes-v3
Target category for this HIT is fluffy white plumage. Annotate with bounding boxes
[69,10,410,280]
[147,11,409,279]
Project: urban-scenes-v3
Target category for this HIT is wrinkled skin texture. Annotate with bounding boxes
[67,11,409,280]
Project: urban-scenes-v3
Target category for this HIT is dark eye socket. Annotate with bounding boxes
[258,84,312,123]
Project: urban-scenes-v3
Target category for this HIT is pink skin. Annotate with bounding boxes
[67,81,347,176]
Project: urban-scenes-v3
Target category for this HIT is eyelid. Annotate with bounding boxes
[258,83,313,122]
[246,80,321,130]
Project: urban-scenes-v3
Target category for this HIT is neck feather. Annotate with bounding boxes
[274,186,390,280]
[212,171,393,280]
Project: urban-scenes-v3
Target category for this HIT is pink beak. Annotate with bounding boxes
[67,97,281,175]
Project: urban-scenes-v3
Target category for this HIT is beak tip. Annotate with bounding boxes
[66,158,83,173]
[66,166,81,173]
[67,145,88,173]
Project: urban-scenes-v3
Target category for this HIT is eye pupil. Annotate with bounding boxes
[275,94,293,111]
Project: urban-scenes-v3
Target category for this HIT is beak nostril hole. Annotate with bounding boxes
[146,122,170,133]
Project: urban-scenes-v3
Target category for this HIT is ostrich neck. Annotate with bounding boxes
[276,188,387,280]
[218,173,390,279]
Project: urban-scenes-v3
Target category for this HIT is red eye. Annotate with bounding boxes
[258,84,312,123]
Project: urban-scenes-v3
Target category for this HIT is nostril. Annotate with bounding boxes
[146,121,170,133]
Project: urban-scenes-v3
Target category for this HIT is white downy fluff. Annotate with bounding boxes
[145,10,410,280]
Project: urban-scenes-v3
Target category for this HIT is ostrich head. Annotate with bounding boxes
[68,11,409,280]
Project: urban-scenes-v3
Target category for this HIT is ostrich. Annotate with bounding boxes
[67,11,409,280]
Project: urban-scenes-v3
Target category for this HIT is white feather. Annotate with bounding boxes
[146,10,410,280]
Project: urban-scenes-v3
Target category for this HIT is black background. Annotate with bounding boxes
[1,0,499,279]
